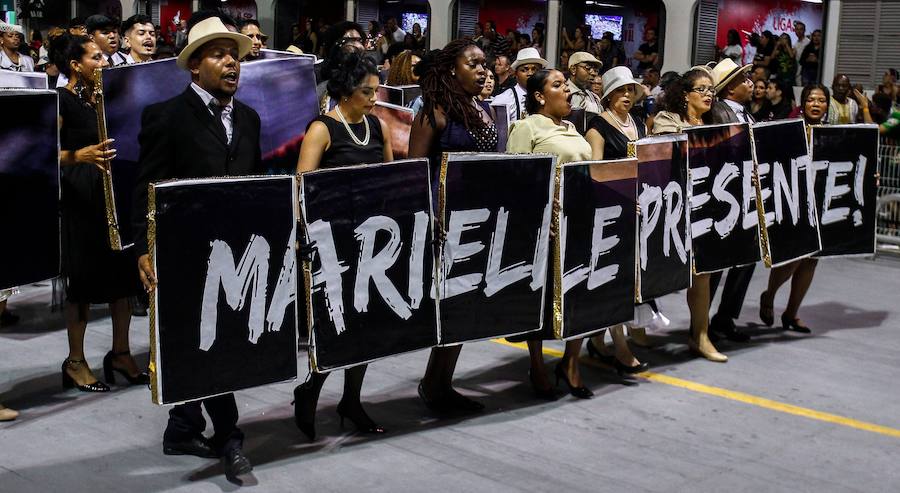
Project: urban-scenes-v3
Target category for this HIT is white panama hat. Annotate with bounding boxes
[511,47,548,71]
[176,17,252,70]
[600,66,645,103]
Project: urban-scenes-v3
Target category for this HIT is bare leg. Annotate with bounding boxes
[64,302,99,385]
[560,339,585,387]
[763,261,800,309]
[686,273,724,359]
[589,329,611,355]
[109,298,140,377]
[422,345,462,394]
[526,340,551,390]
[784,258,819,321]
[610,324,640,366]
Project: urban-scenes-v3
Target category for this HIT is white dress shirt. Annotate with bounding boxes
[492,84,527,124]
[724,98,753,123]
[191,82,234,144]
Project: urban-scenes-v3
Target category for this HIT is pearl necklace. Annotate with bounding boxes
[609,110,632,128]
[335,105,370,146]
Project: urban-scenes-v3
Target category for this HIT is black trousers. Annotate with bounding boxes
[709,264,756,321]
[164,392,243,452]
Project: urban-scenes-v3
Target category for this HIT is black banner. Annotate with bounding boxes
[301,159,437,371]
[101,56,318,248]
[0,91,59,290]
[151,176,297,404]
[554,159,638,339]
[811,124,880,257]
[752,119,821,266]
[686,123,760,274]
[634,135,691,302]
[438,153,554,344]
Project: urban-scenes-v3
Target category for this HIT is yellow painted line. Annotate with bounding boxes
[491,339,900,439]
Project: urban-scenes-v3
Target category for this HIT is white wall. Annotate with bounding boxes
[661,0,696,74]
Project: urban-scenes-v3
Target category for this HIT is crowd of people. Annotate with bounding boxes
[2,9,900,483]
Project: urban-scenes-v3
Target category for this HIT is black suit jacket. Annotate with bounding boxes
[132,86,263,256]
[705,99,754,125]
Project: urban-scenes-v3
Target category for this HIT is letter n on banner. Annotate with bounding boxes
[437,153,555,344]
[631,135,691,302]
[549,158,638,340]
[810,124,879,257]
[751,119,822,266]
[149,176,298,405]
[300,159,438,372]
[685,123,760,274]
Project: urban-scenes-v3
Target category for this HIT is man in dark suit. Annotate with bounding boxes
[132,15,257,481]
[705,59,755,343]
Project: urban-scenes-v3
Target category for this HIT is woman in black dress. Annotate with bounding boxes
[52,33,146,392]
[409,39,497,413]
[293,52,392,440]
[583,66,651,376]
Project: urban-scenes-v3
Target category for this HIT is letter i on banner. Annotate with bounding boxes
[300,159,438,373]
[750,119,822,267]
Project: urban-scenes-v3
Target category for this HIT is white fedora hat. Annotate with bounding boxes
[176,17,252,69]
[600,66,644,103]
[511,47,548,71]
[709,58,752,94]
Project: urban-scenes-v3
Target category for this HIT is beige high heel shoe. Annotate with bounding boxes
[0,403,19,421]
[688,339,728,363]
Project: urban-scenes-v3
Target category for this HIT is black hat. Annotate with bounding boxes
[85,14,118,33]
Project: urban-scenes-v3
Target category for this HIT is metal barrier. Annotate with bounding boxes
[877,136,900,248]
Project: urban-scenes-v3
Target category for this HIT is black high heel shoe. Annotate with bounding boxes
[336,400,386,434]
[529,370,559,401]
[781,313,811,333]
[61,359,110,393]
[292,382,318,441]
[553,363,593,399]
[102,351,150,385]
[587,340,648,375]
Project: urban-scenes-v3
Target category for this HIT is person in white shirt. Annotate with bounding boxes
[0,22,34,72]
[792,21,810,86]
[384,17,406,45]
[85,15,128,67]
[121,14,157,64]
[492,47,548,124]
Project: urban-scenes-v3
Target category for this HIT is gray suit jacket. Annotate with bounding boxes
[705,100,754,125]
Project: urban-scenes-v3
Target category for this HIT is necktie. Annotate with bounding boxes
[208,101,228,143]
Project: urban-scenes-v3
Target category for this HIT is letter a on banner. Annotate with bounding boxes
[149,176,299,405]
[300,159,438,372]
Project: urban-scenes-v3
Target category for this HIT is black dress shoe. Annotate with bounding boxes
[163,436,219,458]
[418,381,484,413]
[222,446,253,480]
[781,313,812,333]
[710,316,750,343]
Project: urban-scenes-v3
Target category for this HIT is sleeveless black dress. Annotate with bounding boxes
[58,88,140,303]
[311,114,385,168]
[586,114,647,159]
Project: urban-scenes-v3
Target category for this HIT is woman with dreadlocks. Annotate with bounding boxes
[409,38,498,413]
